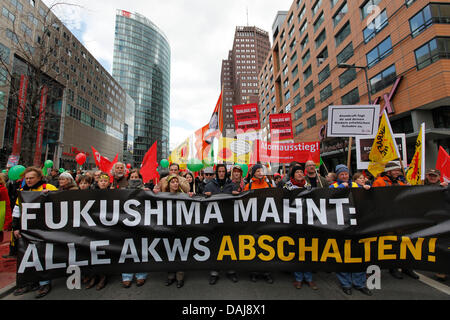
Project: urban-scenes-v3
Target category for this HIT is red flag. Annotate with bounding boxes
[140,142,159,184]
[99,153,118,174]
[436,146,450,183]
[91,146,101,168]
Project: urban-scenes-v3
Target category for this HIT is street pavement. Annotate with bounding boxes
[2,269,449,301]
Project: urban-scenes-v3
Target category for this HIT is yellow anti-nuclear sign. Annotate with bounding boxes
[217,138,253,164]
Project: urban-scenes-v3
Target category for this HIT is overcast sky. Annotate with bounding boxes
[44,0,294,150]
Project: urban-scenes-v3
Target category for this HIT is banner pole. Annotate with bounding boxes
[347,137,353,172]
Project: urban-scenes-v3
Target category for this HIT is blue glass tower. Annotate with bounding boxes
[113,10,170,164]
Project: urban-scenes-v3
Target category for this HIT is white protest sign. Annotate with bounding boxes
[327,105,380,137]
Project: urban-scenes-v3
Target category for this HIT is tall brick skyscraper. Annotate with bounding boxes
[221,26,271,134]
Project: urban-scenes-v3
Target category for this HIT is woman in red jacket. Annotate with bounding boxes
[0,173,12,238]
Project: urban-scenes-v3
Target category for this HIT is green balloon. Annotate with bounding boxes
[238,163,249,177]
[8,165,25,181]
[2,170,6,174]
[187,159,204,172]
[160,159,170,168]
[59,168,65,173]
[202,158,214,168]
[44,160,54,168]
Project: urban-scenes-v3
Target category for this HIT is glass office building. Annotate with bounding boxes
[113,10,170,164]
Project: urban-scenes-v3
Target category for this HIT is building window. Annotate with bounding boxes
[295,122,304,134]
[307,114,317,128]
[293,79,300,93]
[312,0,323,16]
[318,65,330,84]
[339,67,357,88]
[299,21,308,37]
[303,66,312,81]
[410,4,450,38]
[322,106,329,120]
[314,12,324,33]
[301,34,309,51]
[315,30,326,49]
[370,64,397,94]
[415,37,450,70]
[333,2,348,27]
[294,107,303,120]
[432,106,450,129]
[292,65,299,78]
[367,36,393,68]
[293,93,301,106]
[306,98,315,112]
[291,51,298,64]
[337,42,354,64]
[0,42,10,63]
[361,0,382,20]
[305,81,314,97]
[330,0,339,9]
[335,21,351,47]
[317,46,328,66]
[363,9,388,43]
[302,50,310,66]
[341,87,360,105]
[320,83,332,102]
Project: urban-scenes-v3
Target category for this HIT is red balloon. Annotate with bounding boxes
[126,163,132,169]
[75,153,86,165]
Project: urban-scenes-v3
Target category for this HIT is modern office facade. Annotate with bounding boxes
[220,26,271,134]
[258,0,450,170]
[113,10,171,164]
[0,0,129,170]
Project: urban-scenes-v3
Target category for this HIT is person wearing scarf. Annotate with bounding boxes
[283,165,317,290]
[11,167,57,298]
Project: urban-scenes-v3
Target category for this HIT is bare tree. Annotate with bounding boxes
[0,1,82,167]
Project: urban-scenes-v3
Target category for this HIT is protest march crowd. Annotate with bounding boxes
[0,160,448,299]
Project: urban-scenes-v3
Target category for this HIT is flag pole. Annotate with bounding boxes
[347,137,353,172]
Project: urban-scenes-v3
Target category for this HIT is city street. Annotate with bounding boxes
[2,270,449,301]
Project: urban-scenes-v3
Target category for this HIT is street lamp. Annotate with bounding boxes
[337,64,372,104]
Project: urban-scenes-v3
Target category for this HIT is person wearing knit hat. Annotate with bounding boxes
[230,165,245,193]
[330,165,358,189]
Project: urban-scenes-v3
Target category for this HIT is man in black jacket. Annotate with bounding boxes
[203,164,238,285]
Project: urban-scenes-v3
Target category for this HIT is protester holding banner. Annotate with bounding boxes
[91,170,102,189]
[326,172,337,186]
[424,168,448,282]
[153,163,190,194]
[425,169,448,188]
[329,165,358,188]
[184,171,197,196]
[230,165,245,194]
[12,167,58,298]
[371,162,419,281]
[204,164,239,285]
[78,175,93,190]
[329,164,372,296]
[278,161,301,189]
[304,160,328,188]
[162,175,186,288]
[111,162,128,189]
[353,172,371,190]
[283,165,317,290]
[121,169,149,288]
[243,164,274,284]
[58,172,79,191]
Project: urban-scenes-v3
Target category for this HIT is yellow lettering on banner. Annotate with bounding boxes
[298,238,319,262]
[359,237,377,262]
[217,236,237,261]
[239,235,256,260]
[400,237,424,260]
[277,237,295,261]
[320,239,342,263]
[378,236,397,260]
[258,235,275,261]
[344,240,362,263]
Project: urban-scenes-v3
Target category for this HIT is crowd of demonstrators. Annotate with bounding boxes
[2,158,448,299]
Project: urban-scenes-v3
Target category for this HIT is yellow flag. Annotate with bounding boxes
[368,110,400,177]
[406,123,425,185]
